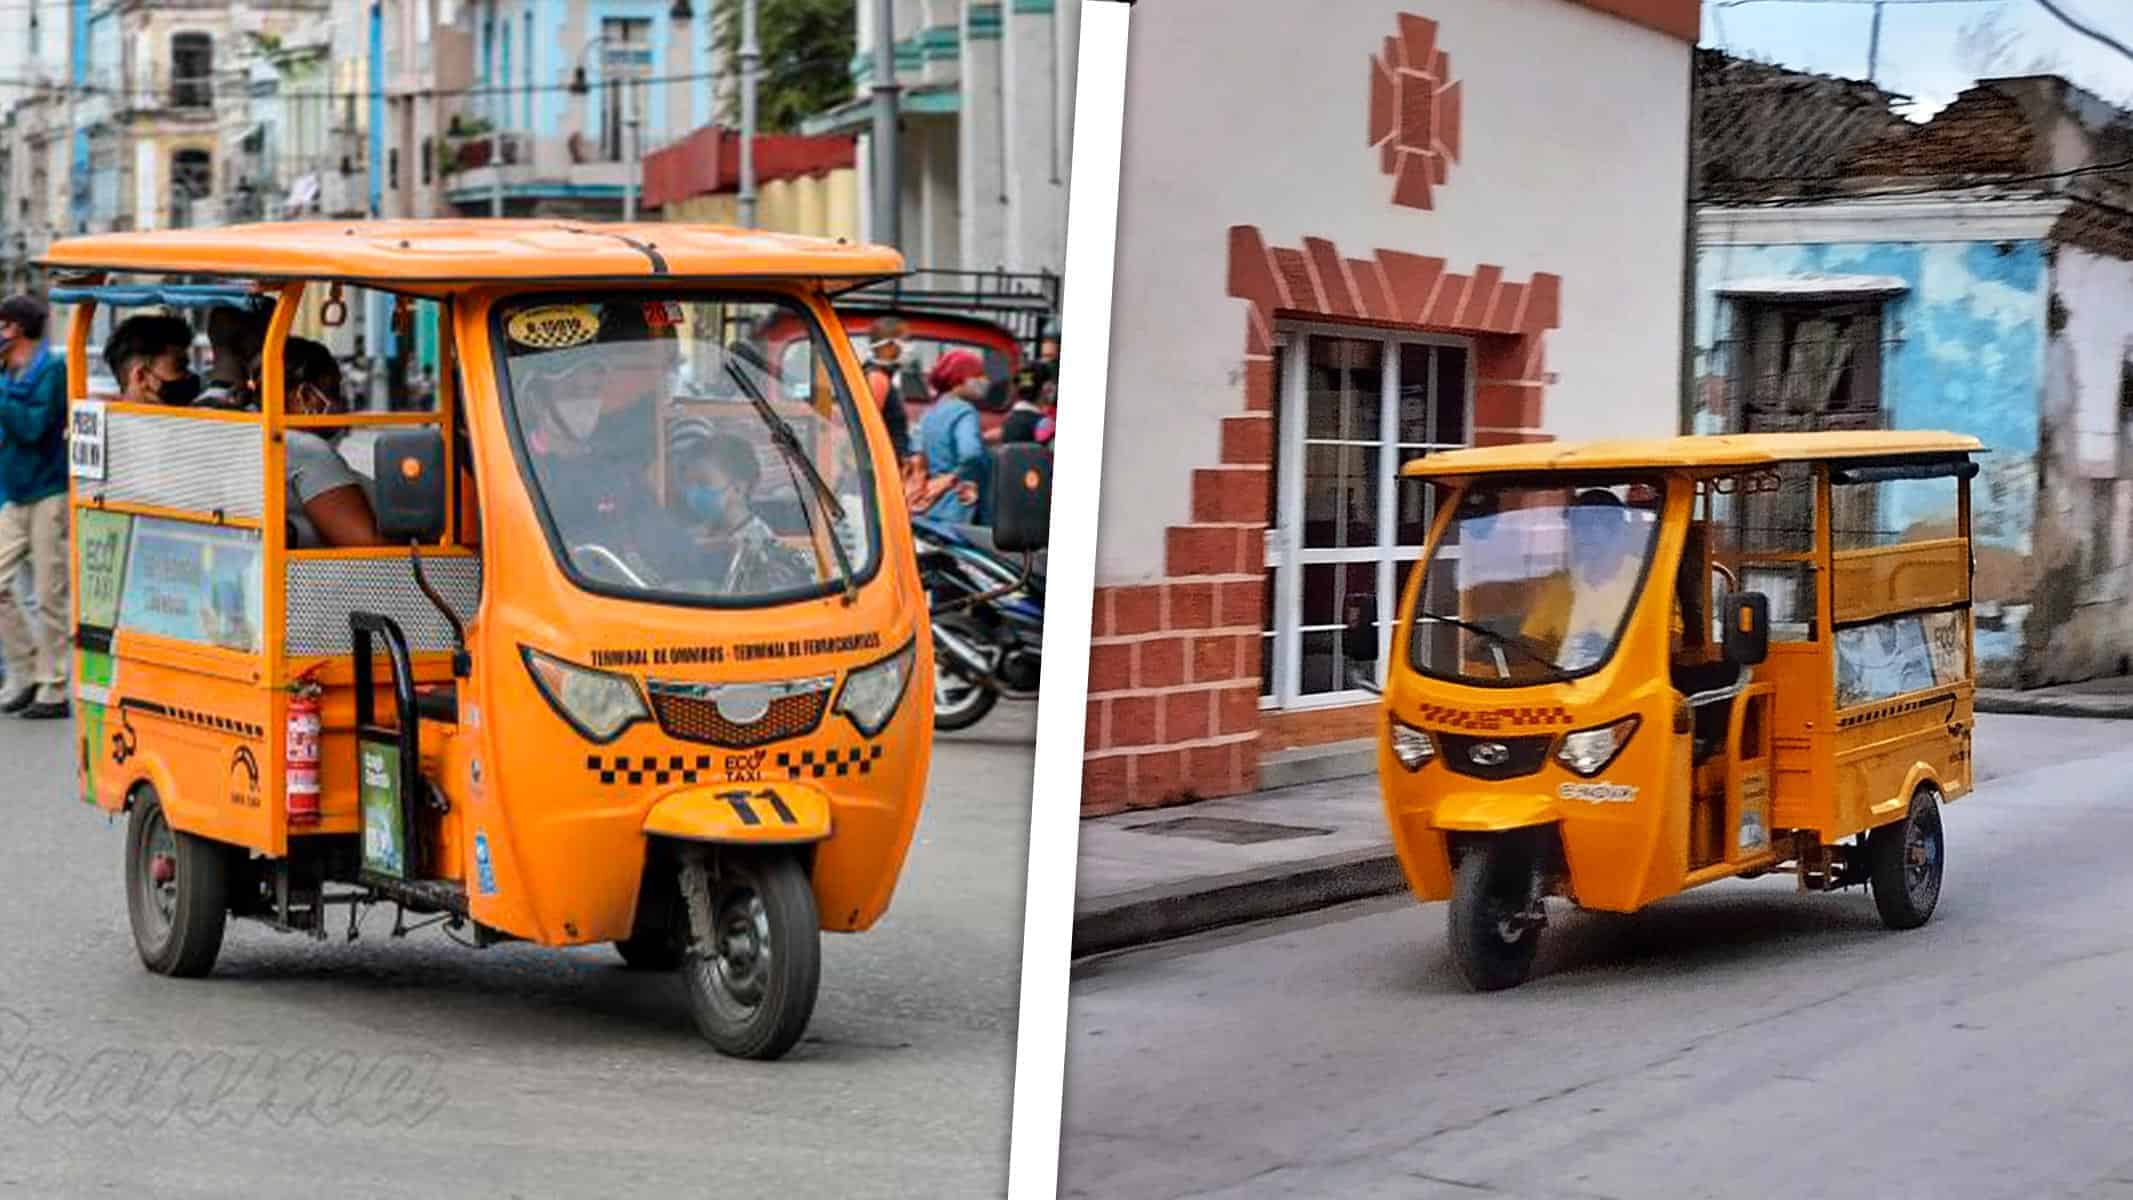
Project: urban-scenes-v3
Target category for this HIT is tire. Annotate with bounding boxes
[681,851,821,1060]
[124,786,230,978]
[1446,838,1542,992]
[931,650,999,732]
[1868,786,1944,931]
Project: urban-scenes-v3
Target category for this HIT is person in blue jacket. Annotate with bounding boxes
[0,294,70,718]
[916,348,994,526]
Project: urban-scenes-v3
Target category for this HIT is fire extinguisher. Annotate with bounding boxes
[287,677,323,827]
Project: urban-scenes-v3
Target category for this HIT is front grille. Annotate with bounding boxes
[646,679,831,748]
[1436,732,1553,781]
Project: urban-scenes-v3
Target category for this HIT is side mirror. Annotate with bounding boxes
[373,428,448,542]
[1723,591,1770,667]
[991,443,1051,553]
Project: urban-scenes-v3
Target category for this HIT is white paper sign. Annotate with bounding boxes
[69,401,106,482]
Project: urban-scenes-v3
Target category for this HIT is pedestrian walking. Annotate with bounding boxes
[0,294,72,718]
[914,349,993,526]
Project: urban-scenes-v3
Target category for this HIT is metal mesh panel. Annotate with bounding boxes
[98,411,264,520]
[648,686,829,748]
[285,556,482,656]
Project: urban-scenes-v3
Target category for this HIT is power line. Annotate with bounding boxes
[2030,0,2133,65]
[1726,154,2133,202]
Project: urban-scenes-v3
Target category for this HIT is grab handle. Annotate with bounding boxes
[351,611,423,874]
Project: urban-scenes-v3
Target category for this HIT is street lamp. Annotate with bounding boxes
[568,36,642,222]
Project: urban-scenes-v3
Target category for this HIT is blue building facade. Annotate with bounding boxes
[1696,198,2133,686]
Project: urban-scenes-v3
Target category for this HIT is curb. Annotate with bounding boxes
[1975,691,2133,720]
[1072,847,1407,958]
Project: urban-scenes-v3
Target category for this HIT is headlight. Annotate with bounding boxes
[1555,715,1639,777]
[521,647,649,743]
[836,637,917,737]
[1389,719,1436,771]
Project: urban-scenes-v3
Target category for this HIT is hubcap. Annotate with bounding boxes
[709,886,772,1012]
[1906,803,1941,904]
[139,810,179,939]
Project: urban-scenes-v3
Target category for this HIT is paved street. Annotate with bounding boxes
[1062,715,2133,1200]
[0,706,1035,1198]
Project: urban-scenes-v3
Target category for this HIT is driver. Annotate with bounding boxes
[667,416,815,594]
[519,303,697,583]
[1523,489,1656,673]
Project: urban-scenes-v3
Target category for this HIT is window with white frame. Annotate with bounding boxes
[1263,327,1471,708]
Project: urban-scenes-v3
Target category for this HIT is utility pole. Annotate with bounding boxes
[625,74,639,222]
[489,125,503,217]
[870,0,900,248]
[739,0,759,227]
[1866,0,1884,84]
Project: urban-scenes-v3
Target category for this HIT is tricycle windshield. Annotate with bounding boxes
[1408,477,1664,685]
[497,293,879,607]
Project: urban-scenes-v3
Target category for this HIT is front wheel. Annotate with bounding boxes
[1868,786,1944,930]
[125,787,230,978]
[679,850,820,1060]
[1446,838,1543,991]
[932,646,999,732]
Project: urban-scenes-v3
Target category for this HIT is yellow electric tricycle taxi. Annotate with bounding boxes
[42,221,1050,1058]
[1353,432,1981,990]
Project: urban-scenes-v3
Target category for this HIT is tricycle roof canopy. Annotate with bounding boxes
[37,219,904,289]
[1400,431,1984,478]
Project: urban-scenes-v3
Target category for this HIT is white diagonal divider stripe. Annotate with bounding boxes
[1006,4,1132,1197]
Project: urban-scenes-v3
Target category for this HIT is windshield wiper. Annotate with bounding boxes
[1413,610,1572,679]
[722,357,858,603]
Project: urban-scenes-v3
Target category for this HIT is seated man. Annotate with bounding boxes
[195,305,269,408]
[272,338,384,548]
[103,315,202,407]
[666,416,814,595]
[515,306,699,585]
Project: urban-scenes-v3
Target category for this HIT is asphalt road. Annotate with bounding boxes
[1062,714,2133,1200]
[0,704,1037,1198]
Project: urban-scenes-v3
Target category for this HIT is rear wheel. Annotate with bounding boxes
[1447,838,1543,991]
[125,787,229,978]
[680,850,820,1060]
[1869,786,1944,930]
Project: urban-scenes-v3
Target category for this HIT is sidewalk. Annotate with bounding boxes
[1074,774,1404,958]
[1073,686,2133,959]
[1976,674,2133,719]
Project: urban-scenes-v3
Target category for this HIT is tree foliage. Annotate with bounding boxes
[714,0,857,134]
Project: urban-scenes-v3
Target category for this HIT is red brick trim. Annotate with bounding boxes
[1369,16,1463,211]
[1083,576,1266,814]
[1082,227,1565,815]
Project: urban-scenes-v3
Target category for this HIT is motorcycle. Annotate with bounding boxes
[915,517,1044,731]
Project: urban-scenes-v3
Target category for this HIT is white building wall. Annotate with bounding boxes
[957,11,1005,271]
[1094,0,1692,582]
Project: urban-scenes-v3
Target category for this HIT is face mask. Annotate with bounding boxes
[683,483,727,522]
[550,394,603,440]
[156,370,203,408]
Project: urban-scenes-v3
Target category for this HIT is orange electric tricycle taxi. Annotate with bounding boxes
[1350,432,1981,990]
[41,221,1050,1059]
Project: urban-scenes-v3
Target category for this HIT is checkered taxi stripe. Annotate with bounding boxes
[778,746,884,779]
[584,746,884,786]
[586,754,717,786]
[1410,702,1573,732]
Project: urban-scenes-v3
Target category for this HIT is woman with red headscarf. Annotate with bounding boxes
[913,347,993,524]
